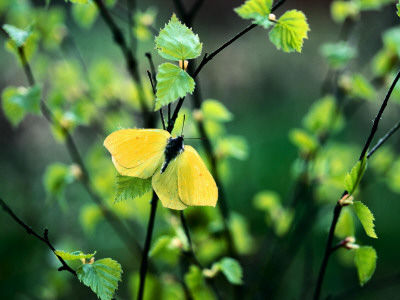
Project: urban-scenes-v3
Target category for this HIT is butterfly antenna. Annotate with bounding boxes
[181,114,186,136]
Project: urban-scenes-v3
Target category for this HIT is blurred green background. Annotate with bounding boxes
[1,0,400,299]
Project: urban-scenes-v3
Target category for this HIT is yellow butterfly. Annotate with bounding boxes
[104,129,218,210]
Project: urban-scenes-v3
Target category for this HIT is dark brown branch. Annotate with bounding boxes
[0,198,77,276]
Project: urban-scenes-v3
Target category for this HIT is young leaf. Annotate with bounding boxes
[1,86,41,127]
[202,99,233,122]
[354,246,377,286]
[234,0,273,28]
[155,14,202,61]
[344,157,367,195]
[115,174,152,203]
[269,10,310,53]
[55,250,96,260]
[3,24,32,47]
[155,63,195,110]
[348,73,376,101]
[43,162,75,206]
[303,95,344,134]
[77,258,122,300]
[334,207,355,239]
[289,128,318,154]
[398,1,400,17]
[72,1,99,29]
[320,41,357,70]
[331,1,359,23]
[218,257,243,285]
[185,265,215,300]
[353,201,377,239]
[216,135,249,160]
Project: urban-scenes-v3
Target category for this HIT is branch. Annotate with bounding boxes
[367,120,400,158]
[92,0,150,115]
[0,198,77,276]
[360,69,400,159]
[313,69,400,300]
[137,192,159,300]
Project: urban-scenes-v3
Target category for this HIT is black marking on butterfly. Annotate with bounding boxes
[161,136,184,173]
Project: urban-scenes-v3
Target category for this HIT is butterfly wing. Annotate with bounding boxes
[152,162,188,210]
[178,146,218,207]
[104,129,170,179]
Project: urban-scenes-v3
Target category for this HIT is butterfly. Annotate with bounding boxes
[104,129,218,210]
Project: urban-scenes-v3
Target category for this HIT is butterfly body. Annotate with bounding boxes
[162,136,184,173]
[104,129,218,210]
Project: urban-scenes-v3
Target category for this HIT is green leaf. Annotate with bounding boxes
[234,0,272,19]
[3,24,32,47]
[149,235,180,265]
[289,128,318,154]
[1,85,41,127]
[216,135,249,160]
[344,157,367,195]
[55,250,96,260]
[115,174,152,203]
[359,0,393,10]
[320,41,357,70]
[185,265,215,300]
[77,258,122,300]
[354,246,377,286]
[218,257,243,285]
[229,213,254,254]
[155,13,202,61]
[398,1,400,17]
[72,1,99,29]
[269,10,310,53]
[353,201,377,238]
[43,163,75,209]
[155,63,195,110]
[133,7,158,41]
[347,73,376,101]
[331,1,359,23]
[234,0,273,28]
[303,95,344,134]
[334,207,355,239]
[202,99,233,122]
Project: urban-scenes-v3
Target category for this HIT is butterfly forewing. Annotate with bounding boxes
[152,162,188,210]
[178,146,218,207]
[104,129,170,179]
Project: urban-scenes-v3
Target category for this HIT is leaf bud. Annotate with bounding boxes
[268,14,277,22]
[179,60,189,71]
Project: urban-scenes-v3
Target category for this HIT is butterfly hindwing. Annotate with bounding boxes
[104,129,170,179]
[178,146,218,207]
[152,163,188,210]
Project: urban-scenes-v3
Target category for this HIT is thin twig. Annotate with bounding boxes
[137,192,159,300]
[313,69,400,300]
[0,198,77,276]
[359,70,400,160]
[367,120,400,158]
[92,0,150,116]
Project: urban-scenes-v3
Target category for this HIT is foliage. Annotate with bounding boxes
[1,0,400,299]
